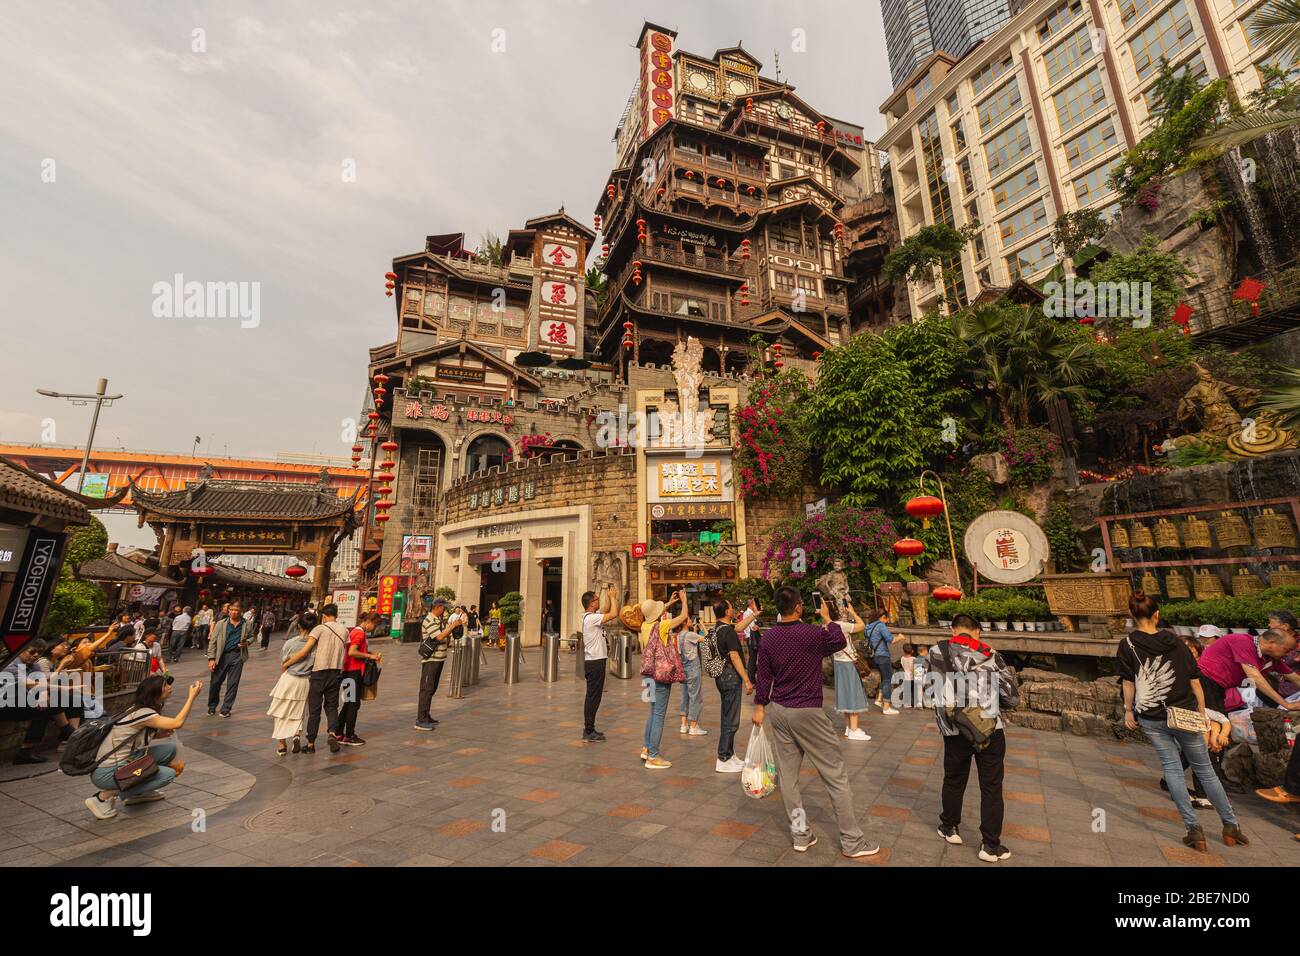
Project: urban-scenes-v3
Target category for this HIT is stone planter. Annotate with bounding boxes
[1012,621,1025,631]
[980,621,993,630]
[938,619,952,628]
[994,621,1008,631]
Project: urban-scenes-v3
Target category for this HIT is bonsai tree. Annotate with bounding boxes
[499,591,522,633]
[433,586,456,603]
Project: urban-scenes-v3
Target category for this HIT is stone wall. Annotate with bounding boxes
[741,481,837,580]
[1006,668,1129,737]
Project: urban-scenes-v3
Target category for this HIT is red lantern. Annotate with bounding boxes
[601,243,610,256]
[715,178,726,187]
[745,97,753,112]
[633,273,642,285]
[385,290,393,297]
[367,411,379,421]
[284,564,307,579]
[892,537,925,558]
[594,214,601,229]
[376,485,392,496]
[375,499,394,511]
[1172,302,1193,327]
[607,184,616,199]
[1233,277,1264,317]
[1077,316,1095,326]
[379,460,395,472]
[905,494,945,528]
[812,350,822,361]
[684,170,694,180]
[816,120,826,137]
[932,585,963,602]
[384,271,397,281]
[657,186,665,197]
[374,373,389,385]
[636,219,646,230]
[381,440,397,453]
[375,512,390,523]
[746,185,756,196]
[384,281,395,290]
[623,321,634,331]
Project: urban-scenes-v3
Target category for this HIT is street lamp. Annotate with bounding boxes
[36,377,123,493]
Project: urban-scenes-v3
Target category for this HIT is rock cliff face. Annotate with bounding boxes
[1101,168,1235,296]
[1006,668,1133,738]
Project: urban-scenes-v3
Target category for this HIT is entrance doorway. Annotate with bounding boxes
[541,558,563,635]
[476,551,520,634]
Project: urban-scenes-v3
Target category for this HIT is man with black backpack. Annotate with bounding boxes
[706,597,758,773]
[930,614,1020,862]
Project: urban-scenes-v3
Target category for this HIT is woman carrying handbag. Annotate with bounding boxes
[638,590,687,770]
[828,598,871,741]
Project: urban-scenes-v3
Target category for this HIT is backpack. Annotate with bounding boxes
[58,708,151,777]
[938,640,1000,752]
[698,627,726,679]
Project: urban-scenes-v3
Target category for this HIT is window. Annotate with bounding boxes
[998,198,1050,248]
[1072,158,1121,205]
[677,139,701,155]
[1006,237,1057,279]
[1142,52,1207,110]
[992,164,1042,212]
[952,118,968,151]
[959,157,975,194]
[774,271,795,291]
[946,92,961,117]
[465,435,510,475]
[977,78,1024,133]
[778,163,797,180]
[1130,1,1195,81]
[972,52,1015,95]
[707,144,731,162]
[1063,119,1118,169]
[984,118,1033,178]
[1119,0,1158,28]
[1054,69,1108,133]
[978,267,993,287]
[796,275,819,295]
[915,74,934,98]
[1043,23,1095,85]
[770,226,802,254]
[1037,0,1084,41]
[974,232,988,261]
[920,110,956,226]
[965,200,980,224]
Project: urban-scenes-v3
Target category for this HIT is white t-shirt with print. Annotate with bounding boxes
[582,612,608,661]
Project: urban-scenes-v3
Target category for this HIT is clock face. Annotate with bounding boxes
[775,102,794,119]
[727,76,749,96]
[688,71,709,91]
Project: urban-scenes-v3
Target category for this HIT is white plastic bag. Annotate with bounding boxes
[741,725,778,799]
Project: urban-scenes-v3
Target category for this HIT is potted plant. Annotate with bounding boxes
[499,591,522,637]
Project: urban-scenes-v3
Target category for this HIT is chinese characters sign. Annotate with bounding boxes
[983,527,1028,572]
[639,29,675,140]
[657,461,721,497]
[200,527,296,549]
[542,242,577,269]
[650,502,732,520]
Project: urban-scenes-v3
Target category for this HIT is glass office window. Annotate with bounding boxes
[992,164,1043,212]
[1063,119,1118,170]
[1054,69,1108,132]
[1130,1,1195,81]
[977,78,1024,133]
[998,198,1049,248]
[984,117,1033,177]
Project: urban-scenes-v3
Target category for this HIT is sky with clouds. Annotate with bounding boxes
[0,1,891,543]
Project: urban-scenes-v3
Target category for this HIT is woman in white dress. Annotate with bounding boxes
[268,611,317,756]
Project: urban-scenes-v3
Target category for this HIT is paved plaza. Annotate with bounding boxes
[2,638,1298,868]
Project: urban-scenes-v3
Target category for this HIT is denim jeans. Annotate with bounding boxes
[873,656,893,704]
[679,658,703,722]
[91,739,178,795]
[167,629,189,663]
[1138,716,1238,829]
[716,667,742,760]
[642,680,671,757]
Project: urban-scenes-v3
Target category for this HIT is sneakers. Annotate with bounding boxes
[937,824,963,845]
[413,719,437,732]
[644,757,672,770]
[327,734,342,754]
[639,748,649,761]
[13,751,46,765]
[207,709,216,716]
[978,842,1012,862]
[881,706,900,716]
[792,834,819,853]
[688,727,708,736]
[85,794,118,820]
[679,724,690,735]
[302,742,316,754]
[1190,796,1214,810]
[1257,785,1300,804]
[581,731,606,742]
[843,843,881,859]
[123,791,166,806]
[342,735,365,747]
[844,729,872,741]
[218,712,231,719]
[715,756,744,773]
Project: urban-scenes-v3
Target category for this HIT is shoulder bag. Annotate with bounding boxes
[639,629,685,684]
[1122,636,1208,733]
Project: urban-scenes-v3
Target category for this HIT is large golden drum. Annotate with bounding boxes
[1213,511,1251,550]
[1194,569,1226,600]
[1254,508,1298,550]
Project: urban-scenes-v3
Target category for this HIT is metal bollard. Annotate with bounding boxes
[446,639,466,699]
[541,632,560,683]
[503,632,523,685]
[465,634,482,686]
[608,630,633,679]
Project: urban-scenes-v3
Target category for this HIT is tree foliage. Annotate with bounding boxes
[42,516,109,638]
[1110,76,1229,203]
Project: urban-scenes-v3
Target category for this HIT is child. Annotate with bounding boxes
[828,599,871,740]
[899,644,917,707]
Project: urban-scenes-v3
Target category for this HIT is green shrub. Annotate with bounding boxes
[498,591,522,629]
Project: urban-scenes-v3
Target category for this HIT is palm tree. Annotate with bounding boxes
[1193,0,1300,151]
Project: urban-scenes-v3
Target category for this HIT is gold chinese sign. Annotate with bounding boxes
[200,527,296,549]
[650,502,732,520]
[657,461,722,497]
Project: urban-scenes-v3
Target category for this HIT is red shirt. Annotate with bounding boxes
[344,627,368,675]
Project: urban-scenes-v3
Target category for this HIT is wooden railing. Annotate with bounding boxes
[1188,256,1300,345]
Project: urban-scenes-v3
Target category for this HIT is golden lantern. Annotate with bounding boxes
[1129,523,1155,549]
[1231,567,1264,596]
[1141,571,1162,595]
[1110,524,1130,550]
[1165,570,1191,599]
[1193,569,1226,601]
[1183,515,1213,549]
[1254,508,1298,550]
[1213,511,1251,550]
[1154,518,1181,550]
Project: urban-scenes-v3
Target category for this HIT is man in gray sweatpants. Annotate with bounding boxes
[750,585,879,859]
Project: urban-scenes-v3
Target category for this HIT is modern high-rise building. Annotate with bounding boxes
[877,0,1291,317]
[883,0,1013,89]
